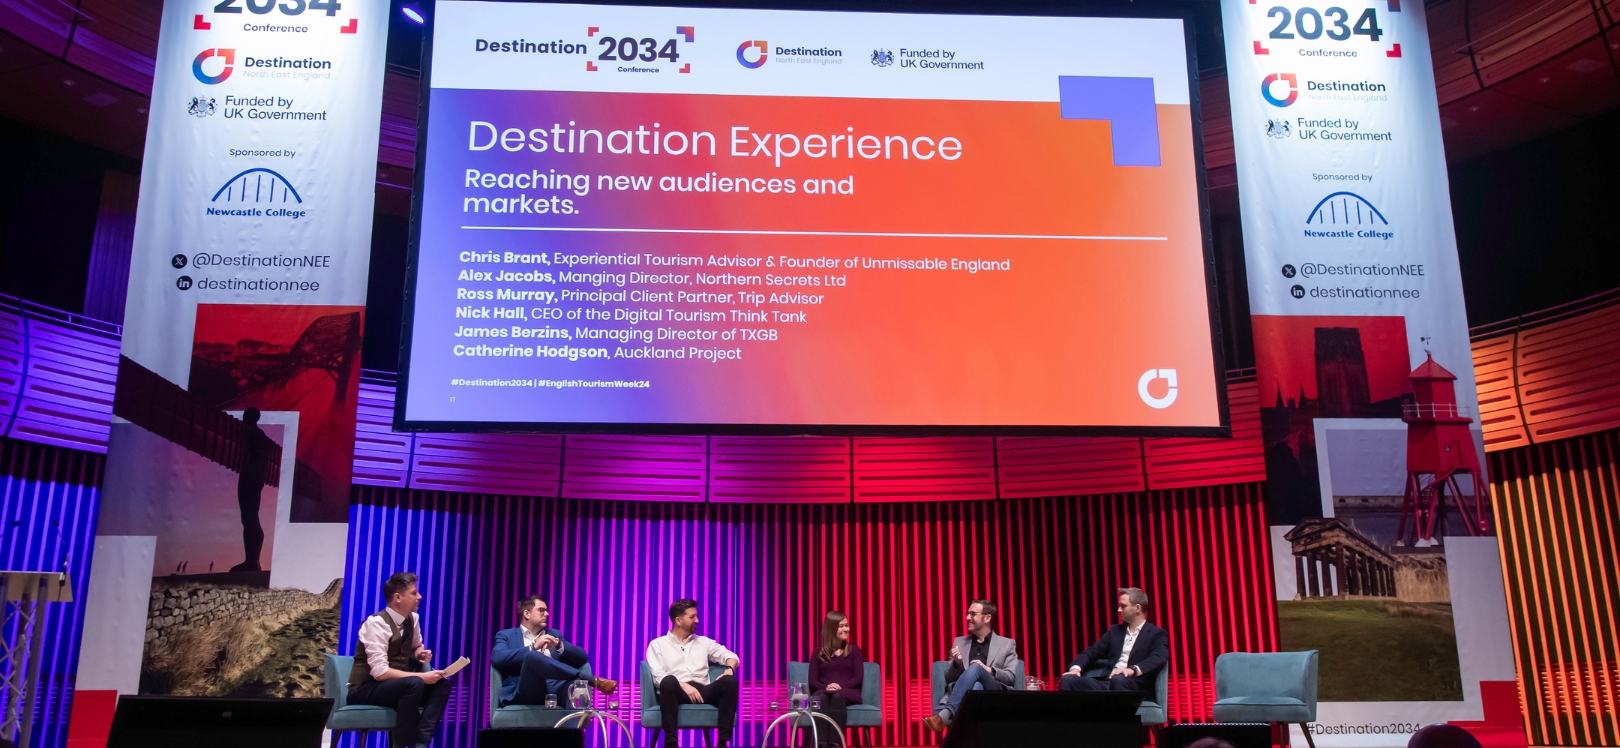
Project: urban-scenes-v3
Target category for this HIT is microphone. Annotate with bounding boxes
[49,520,70,586]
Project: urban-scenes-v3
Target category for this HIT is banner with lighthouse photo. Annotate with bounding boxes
[70,0,387,712]
[1221,0,1518,744]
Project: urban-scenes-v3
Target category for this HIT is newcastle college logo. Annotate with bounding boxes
[1261,73,1298,107]
[207,168,307,219]
[1307,192,1387,226]
[193,48,235,84]
[736,40,767,68]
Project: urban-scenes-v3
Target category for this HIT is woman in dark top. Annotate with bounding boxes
[809,611,864,747]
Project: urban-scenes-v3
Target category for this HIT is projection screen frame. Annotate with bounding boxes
[393,0,1231,437]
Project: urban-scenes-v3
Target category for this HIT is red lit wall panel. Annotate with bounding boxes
[1490,428,1620,745]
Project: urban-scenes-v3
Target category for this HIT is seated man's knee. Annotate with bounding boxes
[965,661,989,676]
[657,675,682,693]
[399,675,426,693]
[1059,674,1084,691]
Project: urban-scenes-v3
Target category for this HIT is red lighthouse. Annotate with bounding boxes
[1398,353,1489,545]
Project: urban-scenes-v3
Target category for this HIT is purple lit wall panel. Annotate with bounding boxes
[338,484,1279,748]
[708,436,852,503]
[409,433,563,497]
[354,380,412,487]
[0,437,103,748]
[10,399,110,453]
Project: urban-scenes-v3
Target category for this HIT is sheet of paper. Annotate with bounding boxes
[442,656,471,678]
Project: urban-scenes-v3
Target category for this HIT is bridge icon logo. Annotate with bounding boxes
[211,168,303,204]
[1306,191,1388,226]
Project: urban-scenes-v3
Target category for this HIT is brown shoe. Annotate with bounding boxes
[921,714,947,734]
[592,677,619,695]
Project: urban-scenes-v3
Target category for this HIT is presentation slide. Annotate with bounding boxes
[398,1,1225,432]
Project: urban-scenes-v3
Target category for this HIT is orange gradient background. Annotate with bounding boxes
[410,89,1223,429]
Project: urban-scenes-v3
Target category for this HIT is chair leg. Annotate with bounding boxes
[1299,723,1316,748]
[704,728,713,748]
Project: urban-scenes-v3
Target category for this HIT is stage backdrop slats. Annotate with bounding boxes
[1474,292,1620,451]
[0,437,103,748]
[340,483,1278,748]
[1491,427,1620,747]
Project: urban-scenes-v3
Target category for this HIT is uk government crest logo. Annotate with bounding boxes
[1265,118,1291,138]
[188,96,216,117]
[870,49,893,67]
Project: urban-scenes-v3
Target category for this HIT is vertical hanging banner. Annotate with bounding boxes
[1221,0,1518,743]
[70,0,386,714]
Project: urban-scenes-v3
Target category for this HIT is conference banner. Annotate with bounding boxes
[1221,0,1515,742]
[70,0,386,711]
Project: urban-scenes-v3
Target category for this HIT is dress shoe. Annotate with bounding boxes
[592,677,619,695]
[922,714,947,733]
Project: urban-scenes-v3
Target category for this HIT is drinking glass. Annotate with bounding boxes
[545,694,558,709]
[570,679,592,709]
[789,682,809,711]
[1025,676,1038,691]
[809,698,820,711]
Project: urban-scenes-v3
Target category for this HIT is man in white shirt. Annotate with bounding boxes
[347,572,450,748]
[646,599,740,748]
[1060,587,1169,692]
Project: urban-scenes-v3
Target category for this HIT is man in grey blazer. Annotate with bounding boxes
[922,599,1018,733]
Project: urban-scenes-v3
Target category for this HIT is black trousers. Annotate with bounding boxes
[349,675,451,747]
[810,690,850,745]
[1060,672,1142,692]
[656,674,739,747]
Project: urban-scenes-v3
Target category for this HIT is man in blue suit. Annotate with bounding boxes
[1061,587,1169,692]
[491,595,618,706]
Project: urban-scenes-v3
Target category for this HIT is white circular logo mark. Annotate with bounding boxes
[1137,369,1178,409]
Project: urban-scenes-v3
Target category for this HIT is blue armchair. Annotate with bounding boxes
[929,659,1026,715]
[787,661,883,747]
[1083,664,1169,726]
[489,662,593,728]
[640,661,728,748]
[1212,651,1319,748]
[323,654,397,747]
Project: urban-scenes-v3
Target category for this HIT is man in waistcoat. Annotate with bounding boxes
[348,572,450,747]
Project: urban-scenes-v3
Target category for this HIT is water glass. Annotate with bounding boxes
[608,700,619,712]
[1025,676,1038,691]
[769,701,780,712]
[809,698,820,711]
[789,682,809,711]
[545,694,558,709]
[570,679,592,709]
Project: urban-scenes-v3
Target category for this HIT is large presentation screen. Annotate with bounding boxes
[397,0,1225,434]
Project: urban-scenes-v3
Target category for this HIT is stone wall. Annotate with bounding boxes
[145,578,341,647]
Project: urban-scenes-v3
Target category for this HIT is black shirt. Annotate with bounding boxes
[968,633,992,668]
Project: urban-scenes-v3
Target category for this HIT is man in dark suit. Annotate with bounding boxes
[490,595,618,706]
[1061,587,1168,692]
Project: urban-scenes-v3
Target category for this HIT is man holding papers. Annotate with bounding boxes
[347,572,452,748]
[491,595,619,706]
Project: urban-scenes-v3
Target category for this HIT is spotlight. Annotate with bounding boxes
[402,6,424,23]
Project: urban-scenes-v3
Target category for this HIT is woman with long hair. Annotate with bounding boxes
[808,611,864,747]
